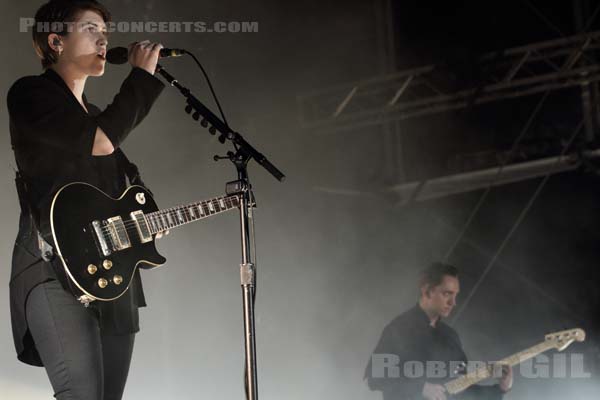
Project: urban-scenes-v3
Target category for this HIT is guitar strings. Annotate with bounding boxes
[96,196,238,231]
[96,197,239,236]
[98,206,229,234]
[97,209,229,241]
[98,200,238,233]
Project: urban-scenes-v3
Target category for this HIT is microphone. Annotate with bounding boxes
[106,46,185,65]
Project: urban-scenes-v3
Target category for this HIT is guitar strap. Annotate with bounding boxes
[14,168,77,295]
[14,167,54,257]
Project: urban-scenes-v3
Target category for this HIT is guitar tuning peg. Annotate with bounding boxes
[192,111,200,121]
[185,105,193,114]
[218,134,226,144]
[200,118,208,128]
[209,126,217,135]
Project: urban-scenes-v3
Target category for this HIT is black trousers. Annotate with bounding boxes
[26,279,135,400]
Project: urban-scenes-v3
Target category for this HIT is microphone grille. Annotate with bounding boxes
[106,47,129,65]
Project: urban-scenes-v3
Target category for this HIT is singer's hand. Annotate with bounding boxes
[128,40,163,75]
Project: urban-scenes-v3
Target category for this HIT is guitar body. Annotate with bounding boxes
[50,182,166,301]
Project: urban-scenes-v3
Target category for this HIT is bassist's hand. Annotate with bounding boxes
[422,382,447,400]
[495,364,513,393]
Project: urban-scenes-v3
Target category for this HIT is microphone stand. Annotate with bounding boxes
[155,63,285,400]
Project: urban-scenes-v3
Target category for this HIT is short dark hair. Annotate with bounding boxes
[418,262,458,292]
[32,0,111,69]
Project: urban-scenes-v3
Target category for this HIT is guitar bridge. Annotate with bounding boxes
[91,216,131,256]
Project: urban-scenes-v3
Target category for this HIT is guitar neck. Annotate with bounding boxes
[499,341,555,367]
[145,195,240,234]
[445,341,554,395]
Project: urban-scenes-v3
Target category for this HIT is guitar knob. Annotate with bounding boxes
[103,260,113,270]
[87,264,98,275]
[98,278,108,288]
[113,275,123,285]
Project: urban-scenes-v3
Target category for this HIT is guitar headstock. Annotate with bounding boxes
[545,328,586,351]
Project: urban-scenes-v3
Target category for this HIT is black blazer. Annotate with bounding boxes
[7,67,164,366]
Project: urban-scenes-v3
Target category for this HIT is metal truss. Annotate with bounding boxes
[299,30,600,133]
[390,148,600,206]
[314,147,600,205]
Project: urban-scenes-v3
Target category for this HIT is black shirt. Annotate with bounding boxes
[365,304,504,400]
[7,67,165,366]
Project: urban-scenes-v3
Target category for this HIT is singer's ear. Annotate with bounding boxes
[47,33,62,51]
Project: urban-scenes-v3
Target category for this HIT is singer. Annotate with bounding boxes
[7,1,163,399]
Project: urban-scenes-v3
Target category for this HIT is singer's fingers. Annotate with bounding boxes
[127,40,162,75]
[128,40,148,52]
[134,40,150,50]
[151,43,164,53]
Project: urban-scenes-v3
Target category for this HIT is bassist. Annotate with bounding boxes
[364,262,513,400]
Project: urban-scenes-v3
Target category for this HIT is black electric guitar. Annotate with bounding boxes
[47,182,240,303]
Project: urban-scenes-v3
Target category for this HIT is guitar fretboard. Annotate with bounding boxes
[145,195,240,234]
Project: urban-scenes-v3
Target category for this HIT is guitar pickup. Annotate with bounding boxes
[130,210,153,243]
[105,216,131,251]
[92,220,112,257]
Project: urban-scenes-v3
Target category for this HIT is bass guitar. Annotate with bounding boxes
[445,328,585,396]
